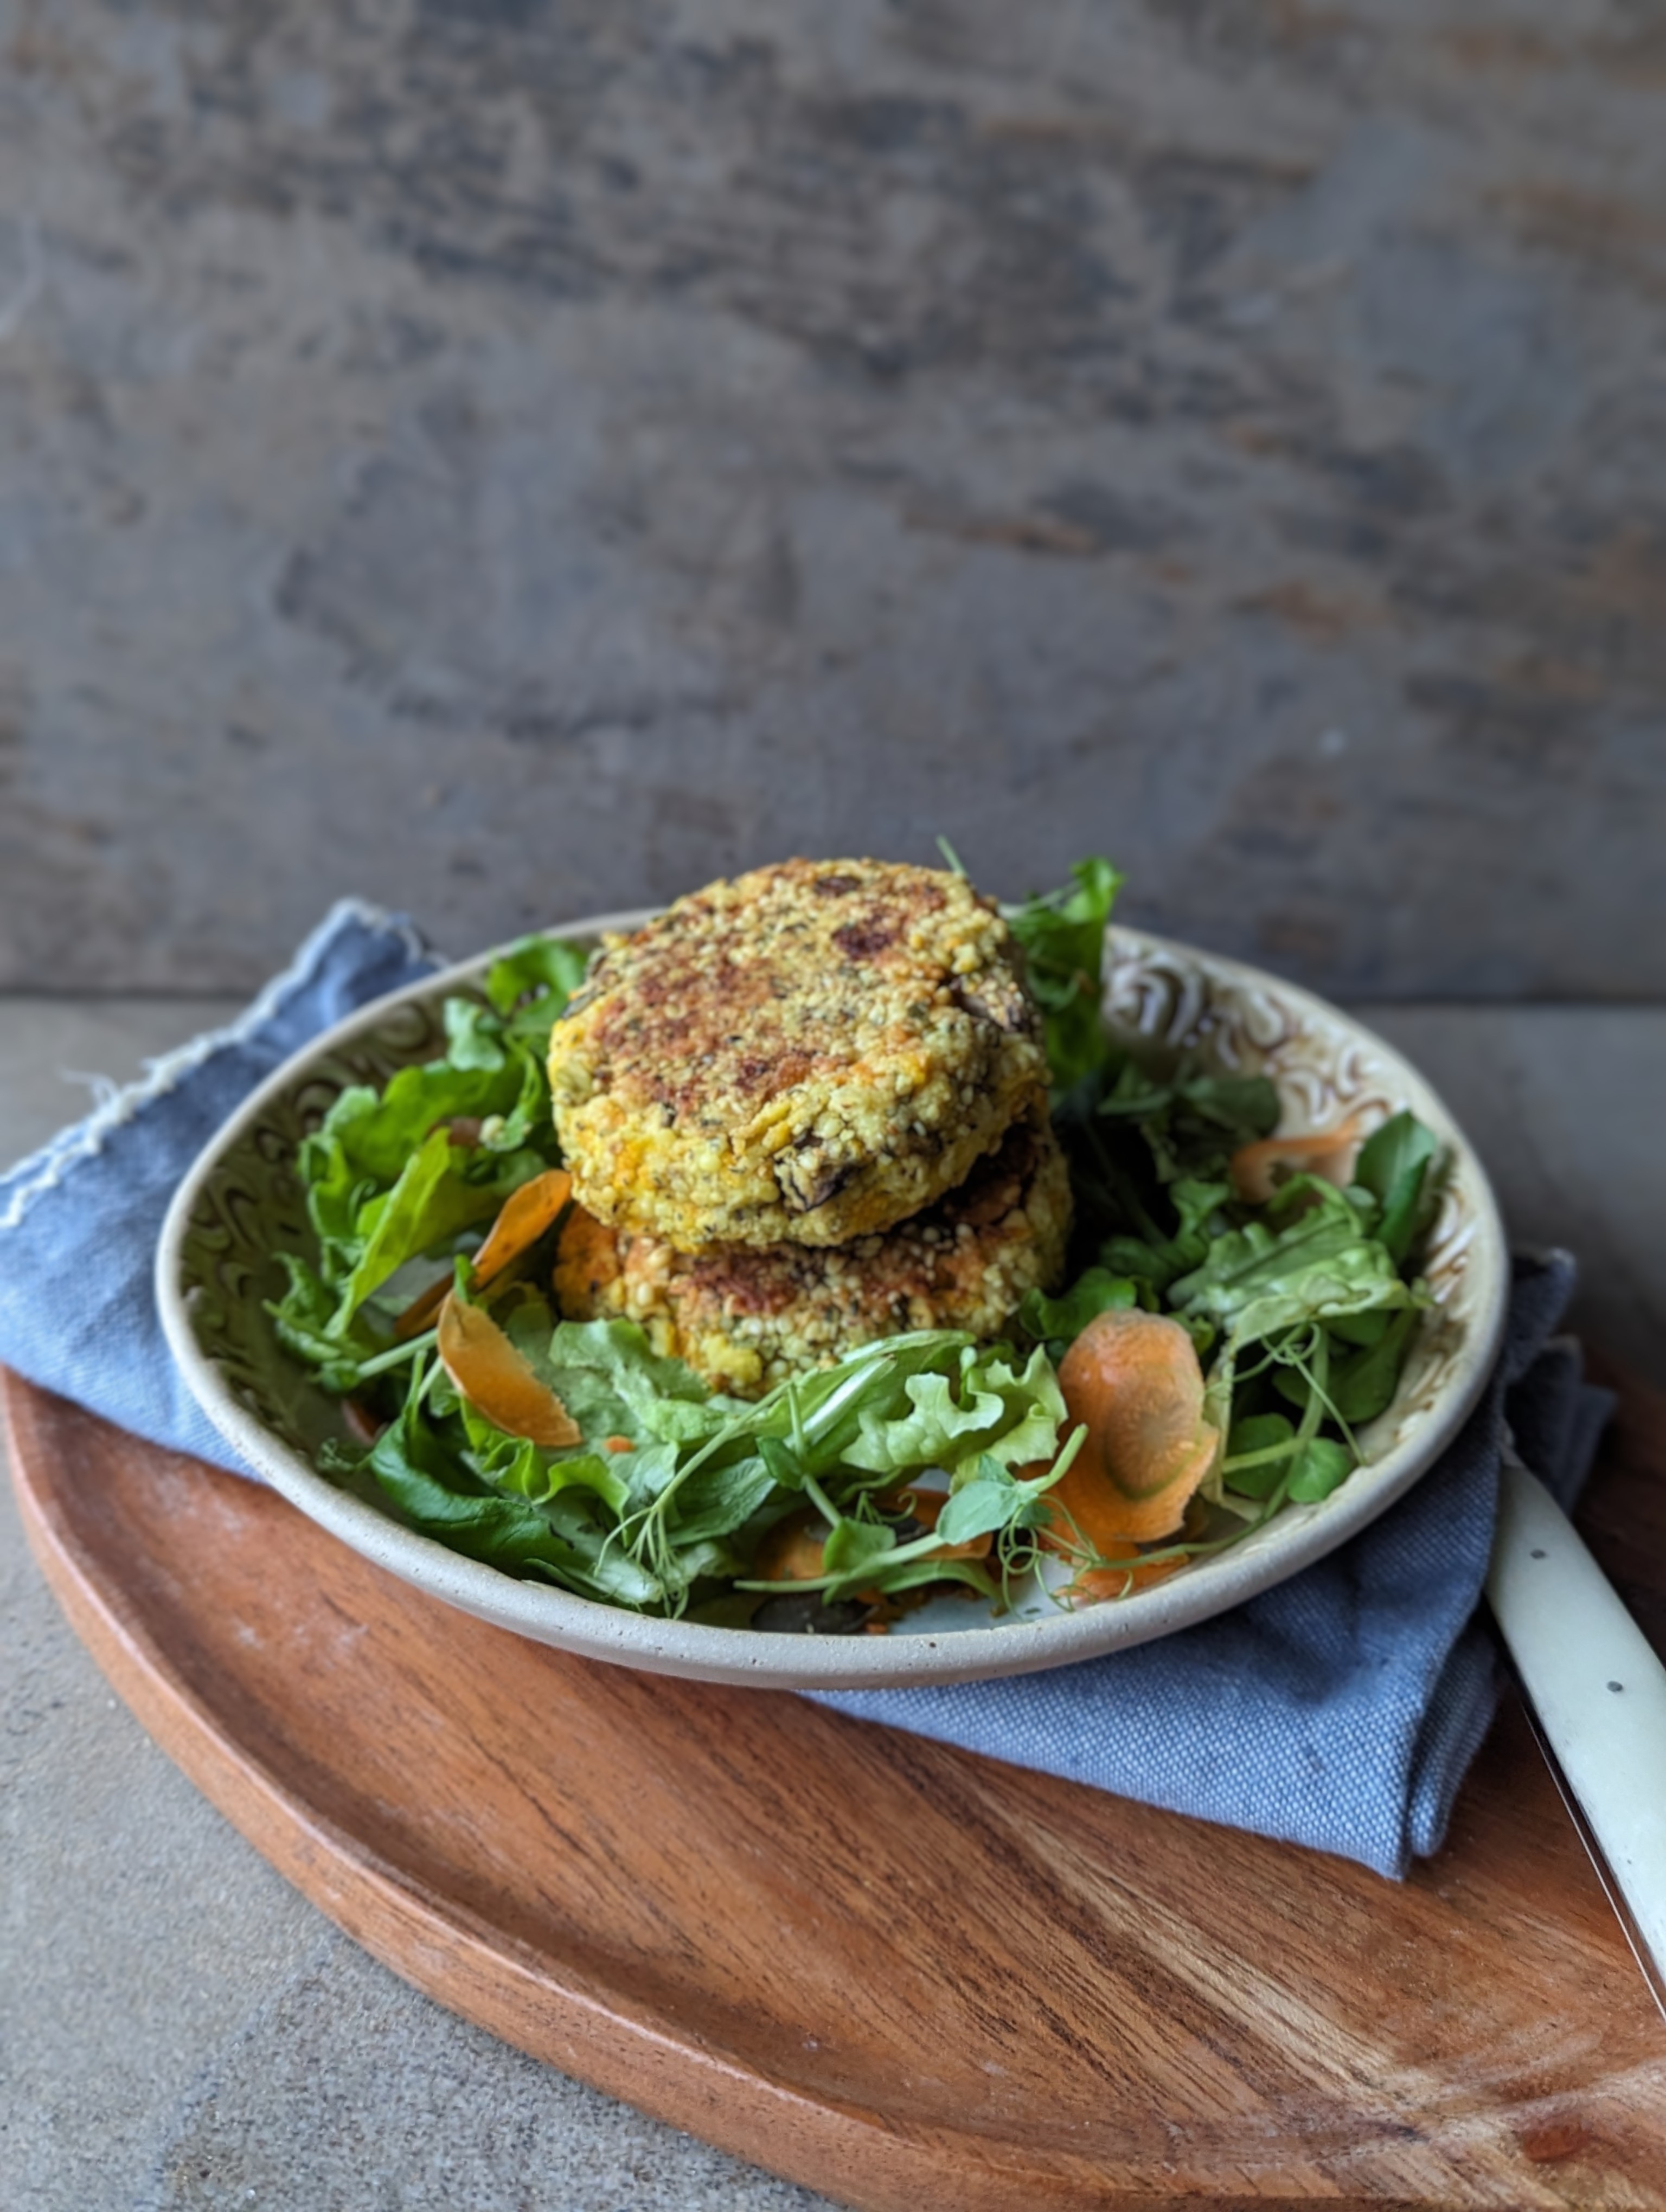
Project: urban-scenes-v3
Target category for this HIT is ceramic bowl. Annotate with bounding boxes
[157,914,1509,1689]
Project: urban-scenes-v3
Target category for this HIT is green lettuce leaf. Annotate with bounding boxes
[328,1124,503,1334]
[266,1253,387,1390]
[1274,1303,1420,1425]
[318,1058,526,1187]
[843,1342,1065,1481]
[1018,1268,1137,1355]
[1286,1435,1354,1501]
[707,1332,999,1489]
[366,1414,638,1601]
[1100,1175,1232,1297]
[1353,1110,1439,1268]
[772,1506,999,1606]
[1169,1182,1415,1352]
[478,1041,554,1155]
[935,1445,1079,1544]
[296,1117,379,1281]
[459,1409,635,1519]
[821,1517,898,1581]
[1007,857,1123,1091]
[486,935,592,1049]
[1221,1411,1355,1502]
[537,1317,737,1446]
[443,997,508,1072]
[1098,1063,1280,1187]
[662,1455,782,1548]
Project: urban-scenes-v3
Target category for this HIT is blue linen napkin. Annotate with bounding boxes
[0,903,1614,1878]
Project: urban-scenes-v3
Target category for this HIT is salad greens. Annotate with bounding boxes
[270,863,1442,1629]
[1005,857,1125,1092]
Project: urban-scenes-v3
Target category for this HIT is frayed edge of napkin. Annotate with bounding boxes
[0,899,433,1233]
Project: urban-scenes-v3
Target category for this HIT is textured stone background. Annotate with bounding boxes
[0,0,1661,996]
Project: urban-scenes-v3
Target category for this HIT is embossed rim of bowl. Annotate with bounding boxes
[157,913,1509,1690]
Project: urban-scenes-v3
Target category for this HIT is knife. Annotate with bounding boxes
[1487,1435,1666,2020]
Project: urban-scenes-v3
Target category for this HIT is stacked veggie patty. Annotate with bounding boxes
[548,859,1071,1393]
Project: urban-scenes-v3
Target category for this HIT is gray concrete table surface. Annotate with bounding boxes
[3,992,1664,2212]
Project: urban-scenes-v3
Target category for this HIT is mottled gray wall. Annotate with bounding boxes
[0,0,1661,995]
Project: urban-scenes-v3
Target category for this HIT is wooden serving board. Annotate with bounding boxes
[8,1364,1666,2211]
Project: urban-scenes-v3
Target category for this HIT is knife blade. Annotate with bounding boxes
[1486,1435,1666,2020]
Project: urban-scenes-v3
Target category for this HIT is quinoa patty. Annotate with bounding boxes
[553,1104,1072,1398]
[547,858,1047,1249]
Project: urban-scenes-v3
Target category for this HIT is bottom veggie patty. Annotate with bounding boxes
[553,1104,1072,1398]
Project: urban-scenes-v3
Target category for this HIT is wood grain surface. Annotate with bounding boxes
[8,1361,1666,2211]
[1,2,1662,1000]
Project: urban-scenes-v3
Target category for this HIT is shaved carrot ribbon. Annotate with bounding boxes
[1229,1120,1360,1206]
[550,1201,621,1316]
[471,1167,574,1279]
[394,1168,573,1340]
[436,1293,582,1450]
[751,1511,833,1586]
[1040,1308,1220,1596]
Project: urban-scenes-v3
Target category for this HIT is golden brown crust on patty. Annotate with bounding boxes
[553,1104,1072,1398]
[547,858,1047,1249]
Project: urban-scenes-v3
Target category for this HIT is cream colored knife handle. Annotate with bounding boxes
[1488,1441,1666,2012]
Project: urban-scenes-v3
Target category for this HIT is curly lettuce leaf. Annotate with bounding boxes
[842,1341,1065,1482]
[1169,1181,1417,1353]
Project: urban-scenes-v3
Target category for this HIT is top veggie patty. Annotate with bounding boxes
[547,858,1048,1249]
